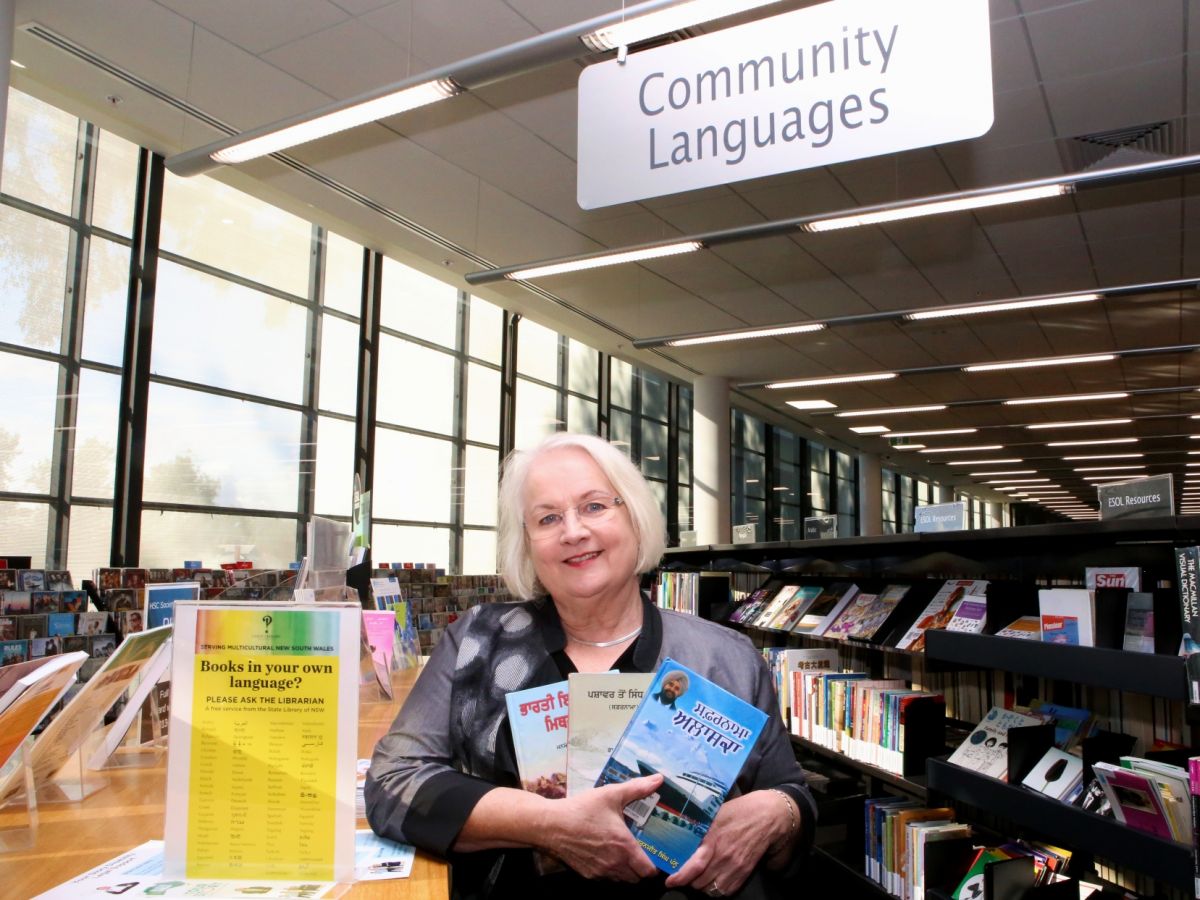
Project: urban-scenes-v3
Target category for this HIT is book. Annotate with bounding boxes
[791,582,860,636]
[769,585,823,632]
[994,615,1041,640]
[1086,566,1141,592]
[1038,588,1096,646]
[895,580,988,652]
[565,672,653,796]
[746,584,802,629]
[945,597,987,634]
[823,584,909,642]
[1121,756,1191,843]
[0,652,88,771]
[946,706,1045,781]
[505,679,570,798]
[1092,761,1174,840]
[595,658,768,874]
[1026,700,1093,750]
[1122,591,1155,653]
[1189,756,1200,896]
[1020,748,1083,800]
[775,648,838,732]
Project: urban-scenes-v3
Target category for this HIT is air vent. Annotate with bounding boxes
[1061,120,1182,171]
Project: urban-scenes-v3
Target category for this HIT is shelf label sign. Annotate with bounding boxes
[803,515,838,540]
[577,0,993,208]
[1097,473,1174,521]
[915,501,967,533]
[732,522,757,544]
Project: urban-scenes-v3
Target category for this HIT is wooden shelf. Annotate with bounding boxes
[791,735,928,800]
[926,759,1194,892]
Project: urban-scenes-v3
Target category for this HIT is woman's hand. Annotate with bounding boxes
[663,789,794,896]
[539,774,664,881]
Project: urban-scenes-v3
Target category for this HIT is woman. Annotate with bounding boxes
[366,433,815,898]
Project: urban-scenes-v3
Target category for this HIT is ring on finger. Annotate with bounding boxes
[707,881,723,897]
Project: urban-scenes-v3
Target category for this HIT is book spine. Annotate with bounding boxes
[1176,546,1200,652]
[1190,756,1200,900]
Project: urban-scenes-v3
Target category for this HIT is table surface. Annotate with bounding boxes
[0,666,449,900]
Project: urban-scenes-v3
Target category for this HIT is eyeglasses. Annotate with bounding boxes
[525,496,624,541]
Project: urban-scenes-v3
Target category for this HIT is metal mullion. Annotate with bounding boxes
[556,333,567,432]
[801,438,812,521]
[0,341,66,365]
[147,373,308,414]
[141,500,304,521]
[499,312,519,459]
[373,420,460,444]
[296,224,323,558]
[597,353,610,438]
[156,247,315,309]
[355,249,383,564]
[110,149,164,567]
[666,382,679,543]
[0,192,81,229]
[47,120,96,567]
[316,408,357,425]
[764,424,778,542]
[377,321,461,358]
[0,490,54,504]
[369,515,455,529]
[464,437,500,452]
[450,289,469,575]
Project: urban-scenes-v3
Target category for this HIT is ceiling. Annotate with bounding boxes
[11,0,1200,515]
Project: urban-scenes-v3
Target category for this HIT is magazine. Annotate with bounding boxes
[823,585,909,642]
[595,658,768,874]
[895,580,988,652]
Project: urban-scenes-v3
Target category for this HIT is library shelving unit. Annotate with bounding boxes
[663,515,1200,894]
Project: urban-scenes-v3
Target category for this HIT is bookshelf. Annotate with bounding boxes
[666,517,1200,895]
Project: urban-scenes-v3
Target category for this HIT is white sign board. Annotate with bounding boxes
[732,523,758,544]
[577,0,993,209]
[914,501,967,533]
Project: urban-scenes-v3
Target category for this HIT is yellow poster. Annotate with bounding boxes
[165,603,359,882]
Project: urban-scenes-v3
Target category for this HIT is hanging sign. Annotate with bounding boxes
[577,0,993,208]
[1097,474,1174,521]
[803,515,838,540]
[915,501,967,533]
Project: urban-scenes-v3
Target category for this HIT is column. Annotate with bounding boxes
[937,484,957,504]
[692,376,730,545]
[857,451,882,536]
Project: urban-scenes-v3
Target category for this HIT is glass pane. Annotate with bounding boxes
[67,504,113,580]
[743,411,767,454]
[0,500,49,567]
[775,429,797,468]
[836,451,853,482]
[775,462,800,502]
[567,395,598,435]
[810,440,829,473]
[0,352,58,493]
[161,172,312,296]
[610,408,631,454]
[610,358,633,409]
[514,378,560,449]
[640,369,667,421]
[4,89,77,216]
[468,295,503,365]
[462,529,497,576]
[314,415,354,518]
[463,445,498,527]
[775,503,801,541]
[567,339,599,398]
[678,430,691,484]
[837,512,855,538]
[516,318,559,384]
[882,484,897,525]
[466,362,500,446]
[678,386,692,431]
[744,452,765,495]
[153,260,307,403]
[92,130,138,237]
[324,231,362,316]
[380,256,457,348]
[647,478,667,522]
[0,204,70,352]
[372,524,450,572]
[144,384,302,511]
[72,368,120,499]
[641,420,667,481]
[377,335,456,434]
[140,509,297,569]
[373,429,452,522]
[318,314,360,416]
[677,486,692,532]
[744,498,765,531]
[82,236,130,366]
[810,470,830,513]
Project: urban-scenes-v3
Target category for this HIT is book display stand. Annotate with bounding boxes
[33,746,109,804]
[0,741,38,852]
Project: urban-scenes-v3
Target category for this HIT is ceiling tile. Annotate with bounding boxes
[263,19,413,98]
[1042,56,1185,138]
[1024,0,1183,81]
[155,0,349,54]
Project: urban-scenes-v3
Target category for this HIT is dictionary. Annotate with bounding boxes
[595,658,768,874]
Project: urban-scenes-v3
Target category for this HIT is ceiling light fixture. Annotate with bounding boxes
[510,240,703,280]
[1026,418,1133,430]
[891,443,925,451]
[920,445,1004,454]
[668,322,825,346]
[985,478,1052,484]
[1061,453,1144,460]
[1046,437,1139,447]
[767,372,897,390]
[836,404,947,418]
[888,428,978,439]
[1004,392,1128,406]
[905,293,1102,320]
[805,184,1070,232]
[850,425,891,434]
[1083,474,1150,481]
[969,470,1037,476]
[1073,465,1146,472]
[786,399,837,410]
[965,354,1115,374]
[947,459,1022,465]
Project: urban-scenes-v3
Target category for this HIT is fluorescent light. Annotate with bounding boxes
[768,372,897,390]
[1022,490,1071,495]
[1061,453,1144,460]
[1046,437,1138,447]
[805,184,1071,232]
[888,428,977,439]
[969,470,1037,476]
[211,78,462,164]
[1004,391,1128,406]
[10,60,25,70]
[1083,474,1150,481]
[985,478,1051,484]
[965,354,1115,374]
[947,459,1022,466]
[1026,418,1132,430]
[906,293,1101,321]
[891,443,925,451]
[581,0,784,50]
[837,404,946,418]
[850,425,891,434]
[668,322,825,347]
[508,240,702,280]
[919,445,1004,454]
[787,399,837,410]
[1074,465,1146,472]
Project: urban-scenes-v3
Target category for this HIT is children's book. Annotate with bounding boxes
[1122,592,1155,653]
[895,580,988,651]
[595,658,768,874]
[1026,699,1093,750]
[746,585,801,629]
[791,583,860,636]
[1092,761,1174,839]
[1038,588,1095,647]
[1120,756,1191,843]
[994,616,1041,640]
[505,679,570,799]
[566,672,653,796]
[771,585,823,633]
[1020,748,1084,800]
[945,597,987,634]
[946,706,1044,781]
[824,584,909,642]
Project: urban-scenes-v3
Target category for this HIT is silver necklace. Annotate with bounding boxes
[568,624,643,648]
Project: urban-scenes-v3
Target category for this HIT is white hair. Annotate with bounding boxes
[497,432,668,600]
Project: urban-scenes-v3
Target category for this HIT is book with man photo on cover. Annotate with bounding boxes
[595,659,768,874]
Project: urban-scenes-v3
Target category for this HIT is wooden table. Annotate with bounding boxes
[0,667,449,900]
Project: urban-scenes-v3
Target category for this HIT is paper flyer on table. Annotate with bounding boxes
[355,829,416,880]
[163,602,359,882]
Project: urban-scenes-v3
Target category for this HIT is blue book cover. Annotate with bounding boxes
[505,679,571,798]
[595,658,768,874]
